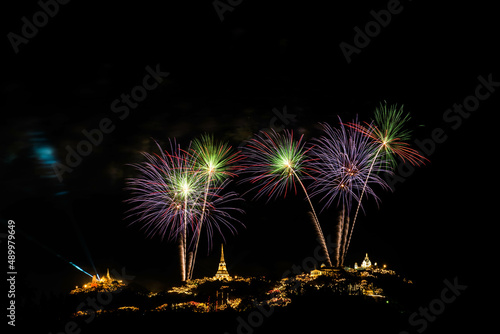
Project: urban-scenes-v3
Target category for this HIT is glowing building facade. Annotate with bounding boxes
[361,253,372,268]
[310,263,337,277]
[214,244,230,280]
[353,253,380,270]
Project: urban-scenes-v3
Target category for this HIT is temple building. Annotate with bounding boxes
[71,268,125,294]
[311,264,332,277]
[361,253,372,268]
[354,253,377,270]
[310,263,342,277]
[90,268,116,286]
[214,244,231,280]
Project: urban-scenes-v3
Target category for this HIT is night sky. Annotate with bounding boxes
[1,0,495,330]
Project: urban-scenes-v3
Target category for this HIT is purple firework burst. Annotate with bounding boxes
[124,140,201,241]
[308,117,392,214]
[126,140,244,244]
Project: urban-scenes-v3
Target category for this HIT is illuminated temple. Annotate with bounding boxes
[354,253,375,269]
[70,268,125,294]
[214,244,230,280]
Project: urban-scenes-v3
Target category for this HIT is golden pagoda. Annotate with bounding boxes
[214,244,230,280]
[361,253,372,268]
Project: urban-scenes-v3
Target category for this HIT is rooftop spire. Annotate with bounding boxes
[361,253,372,268]
[215,244,230,279]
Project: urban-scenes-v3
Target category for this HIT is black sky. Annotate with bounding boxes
[1,1,496,321]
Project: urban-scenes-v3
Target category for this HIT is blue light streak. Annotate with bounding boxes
[69,262,93,278]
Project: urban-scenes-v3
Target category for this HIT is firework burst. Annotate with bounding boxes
[309,119,391,214]
[125,140,200,241]
[347,103,427,167]
[191,134,243,183]
[240,129,332,267]
[240,130,313,200]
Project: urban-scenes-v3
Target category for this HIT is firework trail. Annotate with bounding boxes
[335,209,344,268]
[187,134,243,280]
[194,183,245,250]
[343,103,427,263]
[309,118,390,266]
[186,251,193,279]
[340,212,350,267]
[240,129,332,267]
[179,235,186,280]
